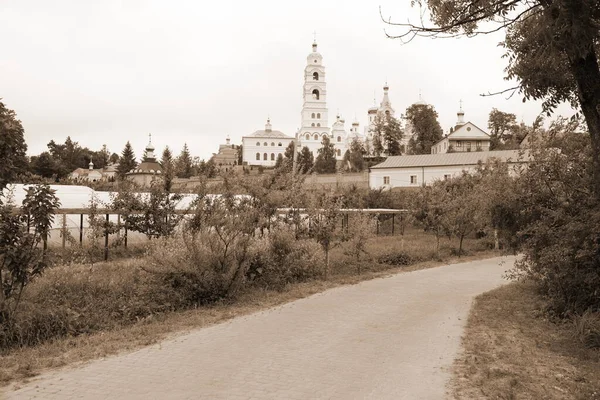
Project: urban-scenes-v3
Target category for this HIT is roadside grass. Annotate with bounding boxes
[1,233,498,388]
[451,281,600,400]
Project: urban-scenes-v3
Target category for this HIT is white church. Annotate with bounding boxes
[242,40,397,167]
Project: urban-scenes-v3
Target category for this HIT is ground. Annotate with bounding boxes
[3,256,511,400]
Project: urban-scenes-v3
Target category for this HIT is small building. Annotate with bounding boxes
[126,136,162,187]
[369,150,527,190]
[242,118,294,167]
[70,161,104,182]
[431,107,492,154]
[211,136,239,172]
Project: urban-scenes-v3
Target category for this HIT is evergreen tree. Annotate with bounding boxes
[175,143,193,178]
[160,146,175,191]
[314,136,337,174]
[405,104,443,155]
[0,100,29,188]
[297,146,314,174]
[274,153,284,169]
[117,141,137,179]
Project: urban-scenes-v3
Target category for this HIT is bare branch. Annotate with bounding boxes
[480,86,521,99]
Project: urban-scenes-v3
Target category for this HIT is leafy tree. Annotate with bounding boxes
[176,143,193,178]
[405,104,443,154]
[109,153,119,164]
[384,0,600,196]
[160,146,175,191]
[0,100,29,188]
[314,136,337,174]
[117,141,137,179]
[29,152,61,179]
[488,108,518,149]
[413,182,453,256]
[297,146,314,174]
[237,145,243,165]
[0,185,60,324]
[370,112,404,156]
[348,138,366,172]
[274,153,284,170]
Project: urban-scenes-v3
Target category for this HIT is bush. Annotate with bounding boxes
[247,226,325,289]
[377,251,415,266]
[573,310,600,349]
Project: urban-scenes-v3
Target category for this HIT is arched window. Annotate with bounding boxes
[311,113,315,118]
[313,72,319,80]
[314,134,319,140]
[256,142,260,146]
[385,110,390,115]
[311,123,315,127]
[337,136,341,142]
[278,142,282,146]
[317,123,321,127]
[305,134,310,140]
[271,142,275,146]
[317,113,321,119]
[336,149,341,157]
[312,89,320,100]
[271,153,275,161]
[256,153,260,160]
[263,153,268,160]
[263,142,268,146]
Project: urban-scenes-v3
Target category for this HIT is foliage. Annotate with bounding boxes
[0,100,29,189]
[160,146,175,191]
[314,136,337,174]
[488,108,518,150]
[370,112,404,156]
[175,143,194,178]
[297,146,314,174]
[405,103,443,154]
[340,212,375,272]
[0,185,60,325]
[117,141,137,179]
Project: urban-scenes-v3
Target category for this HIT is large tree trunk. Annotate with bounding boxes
[568,48,600,198]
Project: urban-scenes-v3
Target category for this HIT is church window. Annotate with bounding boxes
[278,142,282,146]
[271,153,275,161]
[317,123,321,127]
[256,142,260,146]
[317,113,321,119]
[313,72,319,80]
[337,136,341,142]
[264,142,268,146]
[314,134,318,140]
[311,113,315,118]
[305,134,310,140]
[271,142,275,146]
[263,153,268,160]
[311,123,315,127]
[385,110,390,115]
[336,149,341,157]
[312,89,320,100]
[256,153,260,160]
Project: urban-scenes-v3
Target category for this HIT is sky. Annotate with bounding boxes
[0,0,576,161]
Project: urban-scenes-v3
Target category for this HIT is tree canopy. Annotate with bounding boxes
[117,141,137,179]
[314,136,337,174]
[405,104,443,154]
[0,101,29,188]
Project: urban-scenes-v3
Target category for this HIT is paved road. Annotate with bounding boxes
[3,256,513,400]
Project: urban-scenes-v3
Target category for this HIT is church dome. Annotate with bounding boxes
[307,42,323,64]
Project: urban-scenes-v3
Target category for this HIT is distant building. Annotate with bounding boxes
[70,160,104,182]
[369,150,527,189]
[211,136,239,172]
[431,106,492,154]
[126,135,162,187]
[242,118,294,167]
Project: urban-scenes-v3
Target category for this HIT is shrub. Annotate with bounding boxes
[247,226,325,289]
[377,251,415,266]
[573,310,600,349]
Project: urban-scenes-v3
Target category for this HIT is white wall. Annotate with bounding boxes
[242,137,293,166]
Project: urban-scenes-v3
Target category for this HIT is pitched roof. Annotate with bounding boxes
[371,150,528,169]
[245,130,292,139]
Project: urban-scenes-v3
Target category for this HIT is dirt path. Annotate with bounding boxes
[3,256,513,400]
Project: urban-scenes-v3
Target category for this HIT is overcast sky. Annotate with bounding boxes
[1,0,575,161]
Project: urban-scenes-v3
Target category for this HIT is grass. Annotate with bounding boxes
[1,232,498,388]
[450,281,600,400]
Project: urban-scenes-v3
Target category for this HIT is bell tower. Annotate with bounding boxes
[298,39,330,156]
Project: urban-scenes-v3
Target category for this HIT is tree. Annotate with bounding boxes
[488,108,518,149]
[370,112,404,156]
[405,104,443,154]
[117,141,137,179]
[274,153,284,170]
[30,152,61,179]
[314,136,337,174]
[160,146,175,191]
[176,143,193,178]
[0,100,29,189]
[297,146,314,174]
[0,185,60,324]
[109,153,119,164]
[383,0,600,196]
[348,138,366,172]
